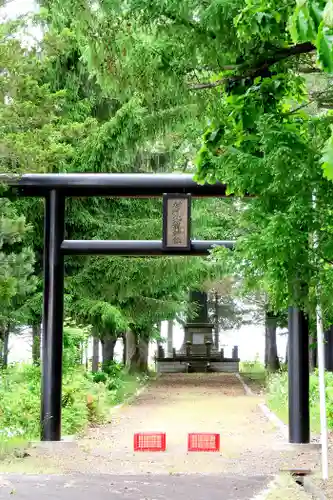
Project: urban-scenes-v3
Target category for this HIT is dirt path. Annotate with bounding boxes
[25,373,320,476]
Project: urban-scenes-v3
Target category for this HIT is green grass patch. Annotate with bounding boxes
[240,360,267,392]
[266,370,289,424]
[240,360,266,375]
[267,369,333,433]
[0,437,29,461]
[240,360,333,433]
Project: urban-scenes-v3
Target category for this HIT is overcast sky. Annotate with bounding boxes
[1,0,37,19]
[1,0,41,48]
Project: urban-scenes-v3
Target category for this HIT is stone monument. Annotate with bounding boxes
[156,290,240,373]
[181,291,216,358]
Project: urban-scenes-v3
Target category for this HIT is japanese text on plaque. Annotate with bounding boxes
[166,198,188,247]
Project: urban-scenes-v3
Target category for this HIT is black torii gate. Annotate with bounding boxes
[3,173,309,444]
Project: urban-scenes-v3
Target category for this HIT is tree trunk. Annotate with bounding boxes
[92,336,99,372]
[285,336,289,365]
[85,341,89,370]
[32,323,41,365]
[309,334,317,372]
[101,335,117,371]
[2,327,9,368]
[79,342,83,364]
[264,326,269,367]
[265,311,280,372]
[125,330,136,367]
[129,333,149,373]
[122,333,126,365]
[138,336,149,372]
[167,320,173,357]
[325,327,333,371]
[214,291,219,350]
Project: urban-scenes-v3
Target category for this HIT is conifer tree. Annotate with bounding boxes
[1,11,233,369]
[42,0,333,322]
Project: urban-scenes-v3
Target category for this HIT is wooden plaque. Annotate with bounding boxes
[162,194,191,250]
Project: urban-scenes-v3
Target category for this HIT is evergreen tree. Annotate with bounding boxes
[1,11,232,369]
[42,0,333,322]
[0,197,35,365]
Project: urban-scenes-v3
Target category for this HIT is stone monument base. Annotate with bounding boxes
[156,357,239,374]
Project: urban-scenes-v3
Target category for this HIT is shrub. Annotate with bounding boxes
[63,327,87,373]
[103,361,123,377]
[61,369,110,432]
[0,360,144,448]
[91,371,108,384]
[0,364,41,438]
[0,365,110,440]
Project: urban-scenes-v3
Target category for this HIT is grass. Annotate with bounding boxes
[111,372,146,405]
[0,437,29,460]
[241,362,333,497]
[239,360,267,393]
[240,360,333,434]
[267,369,333,433]
[240,360,266,375]
[0,362,148,463]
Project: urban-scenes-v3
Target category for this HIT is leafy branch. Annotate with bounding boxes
[189,42,316,90]
[283,90,330,116]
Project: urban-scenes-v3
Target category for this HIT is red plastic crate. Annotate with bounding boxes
[134,432,166,452]
[187,433,220,452]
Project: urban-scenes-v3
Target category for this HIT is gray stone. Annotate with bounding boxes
[156,361,188,373]
[182,323,215,357]
[29,436,78,451]
[156,360,239,373]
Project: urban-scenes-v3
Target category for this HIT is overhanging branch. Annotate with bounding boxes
[189,42,316,90]
[283,90,329,116]
[190,79,225,90]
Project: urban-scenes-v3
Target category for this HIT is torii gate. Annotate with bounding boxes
[2,173,309,445]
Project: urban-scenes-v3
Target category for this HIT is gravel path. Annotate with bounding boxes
[1,373,322,500]
[26,373,320,476]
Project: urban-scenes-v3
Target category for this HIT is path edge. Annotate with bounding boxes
[235,373,256,396]
[236,373,288,437]
[237,373,326,500]
[250,476,278,500]
[110,378,151,415]
[109,372,161,415]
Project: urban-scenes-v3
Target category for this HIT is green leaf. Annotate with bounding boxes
[323,0,333,28]
[316,22,333,72]
[298,8,311,39]
[309,1,323,30]
[289,5,317,42]
[225,185,235,196]
[321,126,333,180]
[289,9,301,42]
[302,6,317,39]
